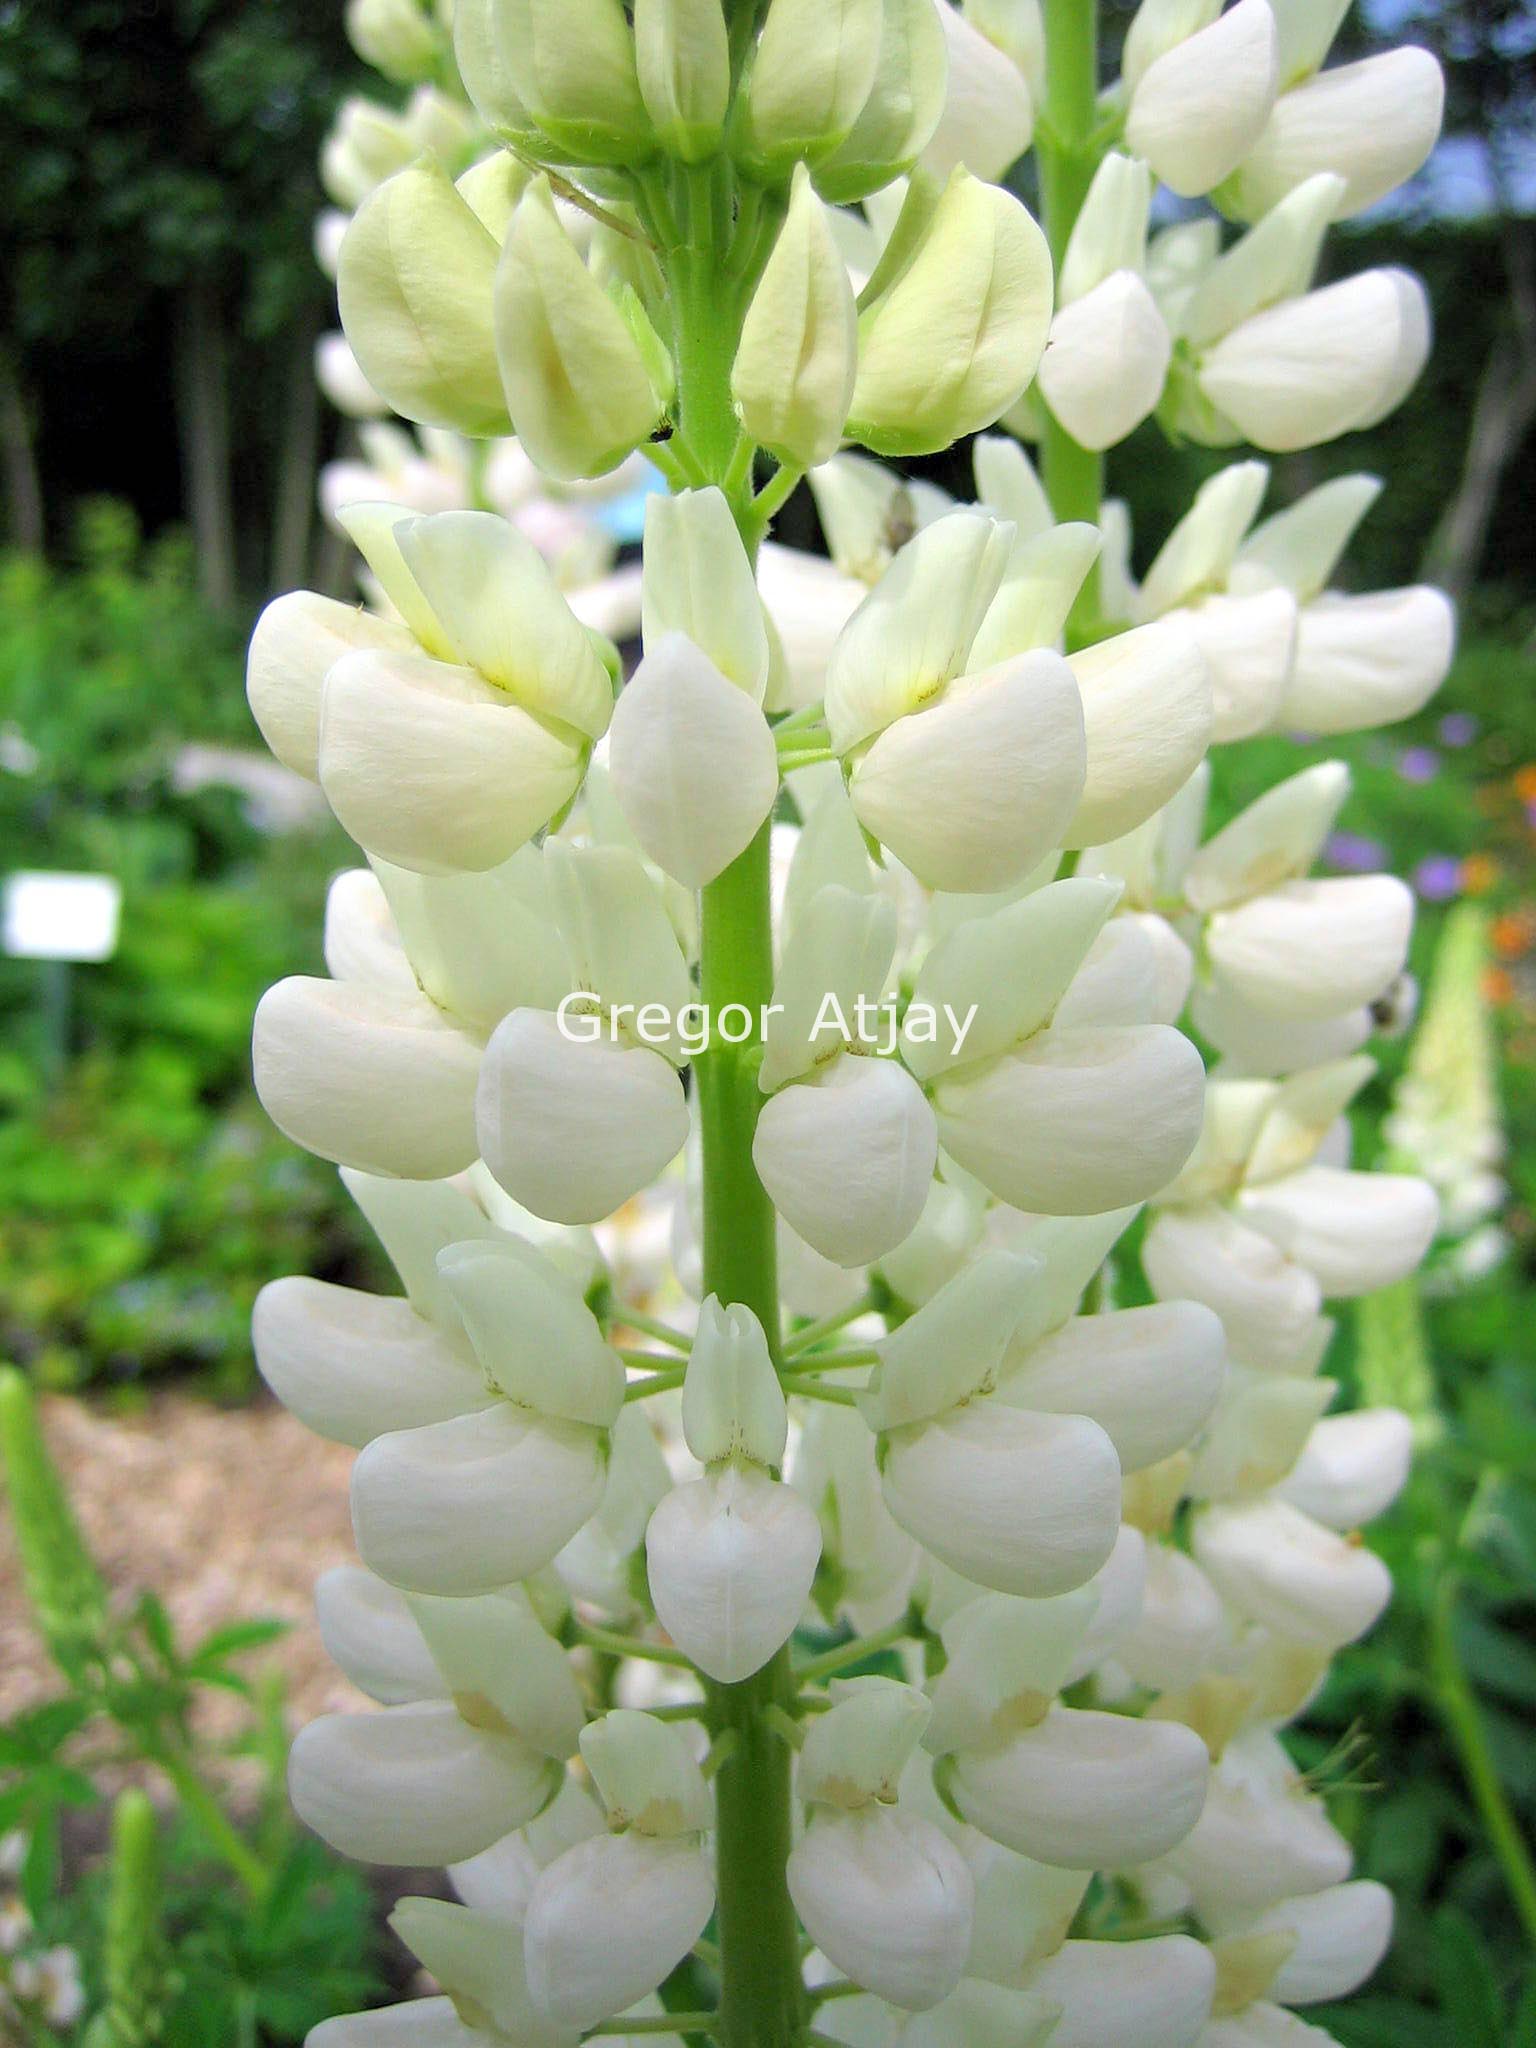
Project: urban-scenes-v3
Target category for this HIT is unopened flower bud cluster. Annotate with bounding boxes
[247,1,1451,2041]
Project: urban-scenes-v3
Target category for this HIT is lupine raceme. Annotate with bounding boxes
[249,1,1452,2041]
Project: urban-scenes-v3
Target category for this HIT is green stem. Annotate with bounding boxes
[1036,0,1104,645]
[586,2015,717,2038]
[795,1622,910,1687]
[160,1756,269,1901]
[784,1295,875,1356]
[624,1368,688,1401]
[779,1376,860,1407]
[575,1625,694,1668]
[610,1309,691,1351]
[1430,1573,1536,1944]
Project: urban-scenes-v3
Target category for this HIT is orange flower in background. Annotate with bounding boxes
[1491,913,1536,960]
[1481,966,1516,1006]
[1513,763,1536,804]
[1460,853,1502,895]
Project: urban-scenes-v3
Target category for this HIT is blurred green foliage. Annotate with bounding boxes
[0,510,367,1395]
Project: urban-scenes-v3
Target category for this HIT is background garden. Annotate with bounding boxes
[0,0,1533,2041]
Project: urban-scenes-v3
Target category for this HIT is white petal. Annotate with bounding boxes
[1238,1165,1437,1296]
[921,2,1034,183]
[307,1997,487,2047]
[1038,272,1171,451]
[351,1406,607,1596]
[1116,1546,1225,1691]
[882,1402,1122,1597]
[851,654,1087,893]
[787,1808,974,2012]
[318,647,585,874]
[436,1237,624,1426]
[645,1467,821,1683]
[1229,47,1444,221]
[898,1979,1061,2048]
[1173,589,1297,743]
[1193,1495,1392,1647]
[1065,623,1212,848]
[934,1023,1206,1214]
[252,976,480,1180]
[252,1276,487,1447]
[1025,1935,1216,2048]
[1126,0,1279,197]
[1143,1205,1322,1371]
[288,1701,558,1865]
[608,635,779,886]
[478,1010,690,1226]
[757,541,866,712]
[1277,1408,1413,1528]
[1000,1300,1226,1471]
[1167,1731,1351,1921]
[388,1898,576,2048]
[1200,268,1431,452]
[1280,586,1455,735]
[524,1833,714,2031]
[246,591,412,780]
[314,1565,447,1705]
[1251,1878,1393,2003]
[1207,875,1413,1021]
[754,1057,937,1267]
[950,1707,1209,1868]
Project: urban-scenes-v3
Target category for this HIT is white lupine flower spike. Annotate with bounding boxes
[255,1,1447,2033]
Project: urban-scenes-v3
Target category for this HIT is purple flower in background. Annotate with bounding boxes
[1397,745,1440,784]
[1413,854,1461,902]
[1438,712,1479,748]
[1326,831,1389,873]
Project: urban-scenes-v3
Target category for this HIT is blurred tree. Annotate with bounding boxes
[0,0,361,603]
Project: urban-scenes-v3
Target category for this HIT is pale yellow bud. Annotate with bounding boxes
[337,158,509,438]
[736,0,884,174]
[634,0,730,161]
[454,0,651,164]
[494,177,670,481]
[815,0,952,204]
[733,165,858,469]
[848,168,1052,456]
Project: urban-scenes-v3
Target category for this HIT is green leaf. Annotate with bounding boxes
[1431,1908,1505,2048]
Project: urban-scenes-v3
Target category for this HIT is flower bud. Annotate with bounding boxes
[321,99,420,210]
[478,1010,690,1225]
[288,1700,559,1865]
[848,169,1053,457]
[788,1803,975,2010]
[642,488,771,699]
[1277,1408,1413,1530]
[921,2,1034,183]
[1025,1936,1217,2048]
[453,0,650,163]
[1223,47,1444,222]
[252,1276,489,1449]
[814,0,952,204]
[495,178,669,482]
[881,1401,1121,1597]
[634,0,730,160]
[1065,622,1212,848]
[337,160,509,438]
[252,977,480,1180]
[524,1830,713,2029]
[732,165,858,468]
[1125,0,1279,198]
[1277,586,1455,735]
[753,1055,938,1267]
[647,1464,821,1680]
[682,1296,787,1467]
[318,647,588,876]
[351,1406,608,1594]
[1037,271,1171,451]
[1193,1496,1392,1647]
[1206,875,1413,1021]
[735,0,884,173]
[947,1706,1209,1868]
[1198,267,1431,452]
[346,0,438,82]
[608,634,779,887]
[246,590,413,781]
